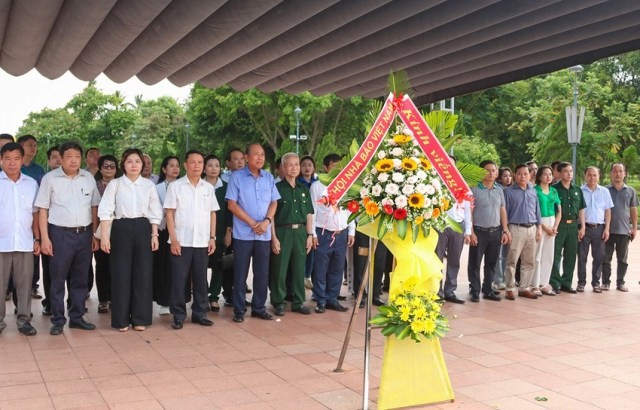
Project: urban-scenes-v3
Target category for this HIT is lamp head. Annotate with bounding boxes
[294,106,302,118]
[568,65,584,74]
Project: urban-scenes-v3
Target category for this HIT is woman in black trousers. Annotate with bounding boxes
[98,148,163,332]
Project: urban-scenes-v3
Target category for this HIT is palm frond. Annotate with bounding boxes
[364,99,383,133]
[423,110,459,151]
[456,162,487,186]
[386,70,414,98]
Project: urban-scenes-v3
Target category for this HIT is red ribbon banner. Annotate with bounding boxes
[396,95,472,202]
[325,93,396,202]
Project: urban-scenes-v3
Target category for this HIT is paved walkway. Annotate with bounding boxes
[1,239,639,409]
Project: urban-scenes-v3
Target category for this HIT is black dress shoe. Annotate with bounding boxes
[337,295,347,301]
[244,300,251,306]
[372,298,386,306]
[275,306,286,316]
[315,304,326,313]
[251,311,273,320]
[42,306,52,316]
[233,314,244,323]
[19,323,37,336]
[50,324,64,335]
[191,316,213,326]
[224,301,233,307]
[292,306,312,315]
[69,319,96,330]
[483,293,501,302]
[444,295,466,304]
[359,300,365,309]
[553,287,561,294]
[560,286,577,294]
[171,319,184,329]
[469,294,480,303]
[326,302,349,312]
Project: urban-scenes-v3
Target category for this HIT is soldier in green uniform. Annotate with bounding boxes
[270,153,314,316]
[550,162,586,293]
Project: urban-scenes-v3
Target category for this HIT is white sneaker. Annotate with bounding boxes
[304,278,313,289]
[158,305,171,315]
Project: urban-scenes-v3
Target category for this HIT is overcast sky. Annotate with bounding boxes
[0,69,192,136]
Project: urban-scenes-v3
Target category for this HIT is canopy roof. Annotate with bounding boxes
[1,0,639,104]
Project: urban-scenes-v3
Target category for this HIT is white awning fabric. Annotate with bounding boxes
[1,0,639,103]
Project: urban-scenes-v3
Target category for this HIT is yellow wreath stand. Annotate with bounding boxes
[358,221,455,409]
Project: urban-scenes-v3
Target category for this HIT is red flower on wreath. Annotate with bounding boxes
[393,208,407,220]
[383,204,394,215]
[347,200,360,213]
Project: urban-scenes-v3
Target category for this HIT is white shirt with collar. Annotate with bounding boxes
[34,167,100,228]
[163,176,220,247]
[309,181,355,236]
[97,176,163,225]
[0,172,39,252]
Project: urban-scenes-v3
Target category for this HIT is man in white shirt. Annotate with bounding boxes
[165,150,219,329]
[310,154,355,313]
[0,142,40,336]
[35,142,100,335]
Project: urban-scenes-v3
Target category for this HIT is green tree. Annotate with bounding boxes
[452,135,500,166]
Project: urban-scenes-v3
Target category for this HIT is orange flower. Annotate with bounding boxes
[365,201,380,216]
[363,196,371,205]
[432,207,441,218]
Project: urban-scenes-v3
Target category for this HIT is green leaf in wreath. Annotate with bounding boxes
[395,324,411,339]
[397,219,408,240]
[447,216,463,234]
[412,223,420,243]
[377,305,393,315]
[369,316,389,326]
[347,209,362,224]
[377,214,390,239]
[381,324,397,336]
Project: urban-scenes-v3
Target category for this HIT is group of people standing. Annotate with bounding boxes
[437,159,637,305]
[1,132,372,337]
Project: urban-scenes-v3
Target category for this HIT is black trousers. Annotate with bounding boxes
[467,227,501,297]
[48,225,93,326]
[94,249,111,303]
[170,247,209,321]
[352,231,384,298]
[110,218,153,328]
[153,229,172,306]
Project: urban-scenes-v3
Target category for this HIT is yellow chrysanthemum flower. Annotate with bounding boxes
[413,307,427,319]
[408,193,425,208]
[394,296,408,307]
[414,216,424,225]
[375,158,394,172]
[425,319,436,333]
[399,306,412,322]
[420,158,432,169]
[411,320,426,334]
[393,134,412,144]
[401,158,418,171]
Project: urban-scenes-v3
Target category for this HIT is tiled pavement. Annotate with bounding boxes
[1,239,639,409]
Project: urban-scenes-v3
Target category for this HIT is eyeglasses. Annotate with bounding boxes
[102,164,116,170]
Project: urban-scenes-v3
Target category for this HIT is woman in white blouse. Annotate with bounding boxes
[98,148,163,332]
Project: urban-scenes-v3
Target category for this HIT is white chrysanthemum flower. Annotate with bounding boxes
[377,150,387,159]
[371,184,383,196]
[423,209,433,219]
[412,149,421,157]
[406,175,417,184]
[393,158,402,169]
[415,183,428,194]
[377,173,389,183]
[388,139,397,146]
[391,147,403,157]
[381,197,394,206]
[385,183,399,195]
[392,172,404,183]
[432,179,441,190]
[395,195,408,208]
[425,184,436,195]
[423,197,432,207]
[360,187,369,198]
[370,167,378,175]
[402,184,415,195]
[402,127,413,136]
[416,170,427,180]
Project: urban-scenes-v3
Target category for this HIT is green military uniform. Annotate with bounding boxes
[270,179,314,310]
[207,180,233,303]
[550,181,586,290]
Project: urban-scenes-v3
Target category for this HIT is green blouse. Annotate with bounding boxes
[535,185,561,217]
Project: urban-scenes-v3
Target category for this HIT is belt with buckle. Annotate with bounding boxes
[585,223,604,228]
[473,226,500,233]
[562,219,575,224]
[510,223,534,228]
[278,223,305,229]
[316,227,343,235]
[54,224,92,234]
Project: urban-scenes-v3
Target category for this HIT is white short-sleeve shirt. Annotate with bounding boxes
[97,176,162,225]
[0,172,39,252]
[164,176,220,247]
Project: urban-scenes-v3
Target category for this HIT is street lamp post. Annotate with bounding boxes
[566,65,585,182]
[185,122,190,152]
[293,106,302,155]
